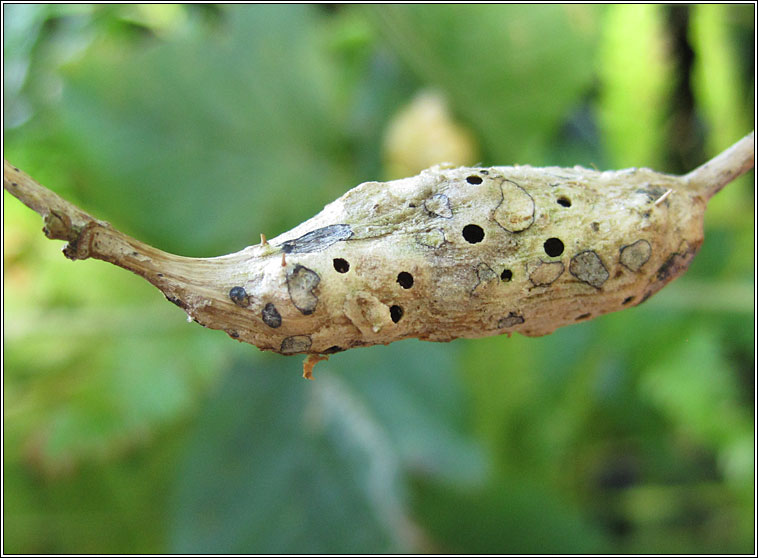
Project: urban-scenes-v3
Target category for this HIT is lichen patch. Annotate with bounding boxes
[528,260,564,286]
[493,179,535,233]
[286,265,320,315]
[424,193,453,218]
[569,251,609,288]
[281,335,312,354]
[620,239,652,271]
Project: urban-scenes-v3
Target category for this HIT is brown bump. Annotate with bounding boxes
[619,239,652,272]
[569,251,609,288]
[494,179,535,233]
[286,265,320,315]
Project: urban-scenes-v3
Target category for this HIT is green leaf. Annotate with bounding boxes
[365,5,601,164]
[169,356,404,553]
[169,341,485,553]
[640,326,751,452]
[410,474,607,554]
[59,4,354,256]
[326,340,487,484]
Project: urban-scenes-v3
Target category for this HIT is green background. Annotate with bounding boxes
[3,4,754,553]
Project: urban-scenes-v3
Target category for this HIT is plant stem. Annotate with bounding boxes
[683,131,754,200]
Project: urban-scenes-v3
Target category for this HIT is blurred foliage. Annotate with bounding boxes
[3,4,754,554]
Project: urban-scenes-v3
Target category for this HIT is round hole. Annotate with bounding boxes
[397,271,414,289]
[543,237,564,257]
[462,224,485,244]
[500,269,513,282]
[390,305,403,323]
[557,197,571,207]
[466,175,483,184]
[333,258,349,273]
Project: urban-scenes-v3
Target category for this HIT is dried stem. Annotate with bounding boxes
[3,160,263,353]
[3,131,754,377]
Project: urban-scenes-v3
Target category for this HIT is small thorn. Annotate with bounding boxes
[654,188,673,206]
[281,252,287,267]
[260,233,268,246]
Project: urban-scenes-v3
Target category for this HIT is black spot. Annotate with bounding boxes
[333,258,350,273]
[466,175,483,184]
[229,286,248,306]
[229,330,239,338]
[622,296,635,305]
[557,196,571,207]
[591,222,600,232]
[463,224,485,244]
[390,305,403,323]
[323,345,343,354]
[544,237,564,257]
[11,182,18,187]
[500,269,513,282]
[397,271,414,289]
[262,302,282,328]
[280,224,353,254]
[575,313,591,321]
